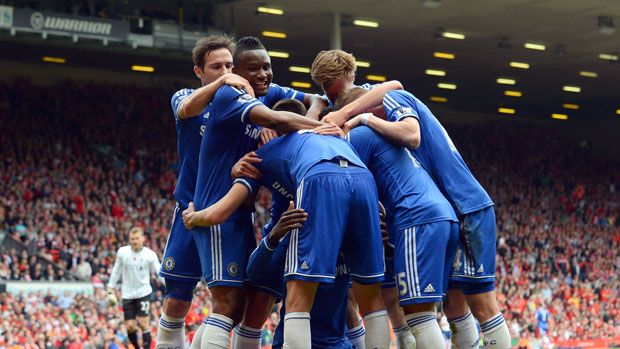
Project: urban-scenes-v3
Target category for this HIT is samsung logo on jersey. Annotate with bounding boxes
[244,124,261,140]
[237,94,254,104]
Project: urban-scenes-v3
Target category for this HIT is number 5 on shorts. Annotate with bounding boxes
[397,272,407,296]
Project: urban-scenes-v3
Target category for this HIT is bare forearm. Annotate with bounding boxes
[193,183,251,226]
[340,80,402,120]
[190,208,215,227]
[179,79,224,119]
[366,116,419,149]
[260,110,323,133]
[305,95,327,120]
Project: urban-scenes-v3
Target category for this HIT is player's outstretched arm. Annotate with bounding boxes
[177,73,255,119]
[345,114,421,149]
[323,80,403,126]
[249,104,324,133]
[182,183,251,229]
[303,94,328,120]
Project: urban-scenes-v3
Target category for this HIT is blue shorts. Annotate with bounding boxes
[160,203,202,282]
[245,238,286,300]
[450,206,497,287]
[192,215,255,288]
[393,221,459,305]
[382,256,396,289]
[284,161,384,284]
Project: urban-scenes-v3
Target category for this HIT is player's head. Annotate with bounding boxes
[272,99,307,116]
[192,35,235,86]
[311,50,357,103]
[335,87,386,118]
[334,87,368,110]
[232,36,272,96]
[128,227,145,251]
[318,106,334,121]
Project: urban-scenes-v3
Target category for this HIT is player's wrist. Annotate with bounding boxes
[359,113,372,125]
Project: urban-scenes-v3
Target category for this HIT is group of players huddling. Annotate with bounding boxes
[107,34,513,349]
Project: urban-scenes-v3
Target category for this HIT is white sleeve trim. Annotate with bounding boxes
[240,101,262,123]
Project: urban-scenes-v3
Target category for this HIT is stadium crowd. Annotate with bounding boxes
[0,78,618,347]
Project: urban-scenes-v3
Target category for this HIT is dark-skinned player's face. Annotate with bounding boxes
[233,49,273,96]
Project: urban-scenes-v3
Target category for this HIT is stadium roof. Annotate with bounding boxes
[220,0,620,120]
[1,0,619,121]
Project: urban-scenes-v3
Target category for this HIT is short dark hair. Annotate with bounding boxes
[233,36,266,65]
[192,35,234,69]
[273,99,307,115]
[318,107,334,121]
[334,87,368,110]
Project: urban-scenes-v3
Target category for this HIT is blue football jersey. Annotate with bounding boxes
[234,132,367,197]
[260,83,306,107]
[192,85,264,220]
[170,88,209,209]
[382,90,493,215]
[347,126,457,232]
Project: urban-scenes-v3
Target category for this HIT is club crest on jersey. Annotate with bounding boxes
[227,262,239,277]
[163,257,175,271]
[237,94,254,104]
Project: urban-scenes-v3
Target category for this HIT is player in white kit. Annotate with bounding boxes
[107,227,161,349]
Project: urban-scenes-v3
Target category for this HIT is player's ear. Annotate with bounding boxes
[193,66,202,79]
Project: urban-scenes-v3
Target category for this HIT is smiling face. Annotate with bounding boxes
[232,49,273,96]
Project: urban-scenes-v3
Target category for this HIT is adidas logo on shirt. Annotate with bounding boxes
[300,261,309,270]
[424,284,436,293]
[477,265,484,273]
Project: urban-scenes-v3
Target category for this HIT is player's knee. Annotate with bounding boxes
[210,287,245,323]
[352,282,383,316]
[403,302,436,315]
[443,288,469,318]
[126,320,137,332]
[466,291,500,322]
[137,316,150,330]
[346,289,361,328]
[285,280,318,313]
[163,297,192,318]
[243,290,275,328]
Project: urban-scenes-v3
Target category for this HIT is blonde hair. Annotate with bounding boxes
[129,227,144,236]
[311,50,357,87]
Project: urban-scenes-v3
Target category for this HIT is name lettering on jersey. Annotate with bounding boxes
[237,94,255,104]
[272,182,294,199]
[335,263,349,276]
[244,124,261,140]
